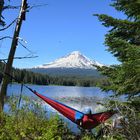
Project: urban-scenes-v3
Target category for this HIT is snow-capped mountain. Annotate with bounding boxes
[35,51,103,69]
[30,51,104,77]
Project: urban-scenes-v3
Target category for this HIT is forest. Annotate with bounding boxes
[0,61,108,87]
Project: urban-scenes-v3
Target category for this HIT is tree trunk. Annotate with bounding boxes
[0,0,27,112]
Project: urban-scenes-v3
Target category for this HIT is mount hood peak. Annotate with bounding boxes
[35,51,103,69]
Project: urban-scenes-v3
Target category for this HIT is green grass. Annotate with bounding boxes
[0,96,98,140]
[1,96,129,140]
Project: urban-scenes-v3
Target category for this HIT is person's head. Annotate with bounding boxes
[83,107,92,115]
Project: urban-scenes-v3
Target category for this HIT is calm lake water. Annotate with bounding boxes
[6,84,114,132]
[6,84,113,112]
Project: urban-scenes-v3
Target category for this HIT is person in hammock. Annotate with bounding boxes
[26,87,116,130]
[75,108,92,126]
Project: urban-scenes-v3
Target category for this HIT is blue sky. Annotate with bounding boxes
[0,0,125,68]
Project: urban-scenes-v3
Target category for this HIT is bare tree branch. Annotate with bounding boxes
[17,37,27,44]
[0,36,13,40]
[2,5,20,11]
[0,18,17,31]
[0,36,33,55]
[18,41,34,54]
[27,4,48,12]
[0,56,38,61]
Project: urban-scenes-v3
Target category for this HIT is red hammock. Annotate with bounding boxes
[27,87,115,129]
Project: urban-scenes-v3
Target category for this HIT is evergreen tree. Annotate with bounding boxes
[94,0,140,139]
[94,0,140,97]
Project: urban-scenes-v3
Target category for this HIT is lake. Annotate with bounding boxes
[6,84,113,112]
[5,84,113,132]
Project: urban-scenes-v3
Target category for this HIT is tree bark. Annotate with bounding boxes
[0,0,27,112]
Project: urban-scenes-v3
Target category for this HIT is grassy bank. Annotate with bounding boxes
[0,96,96,140]
[1,96,132,140]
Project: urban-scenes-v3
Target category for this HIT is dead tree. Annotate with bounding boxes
[0,0,28,112]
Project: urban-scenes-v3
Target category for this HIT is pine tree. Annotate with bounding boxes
[94,0,140,98]
[94,1,140,139]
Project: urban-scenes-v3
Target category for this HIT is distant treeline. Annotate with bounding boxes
[49,76,109,87]
[0,62,50,85]
[0,62,109,87]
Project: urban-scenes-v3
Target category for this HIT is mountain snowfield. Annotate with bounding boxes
[35,51,103,69]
